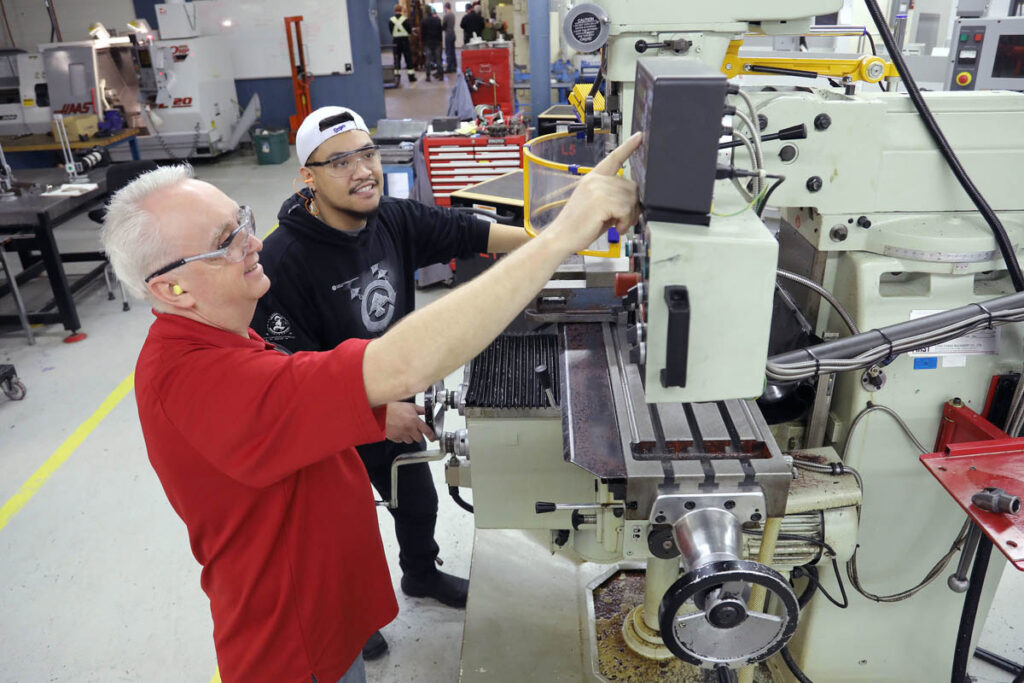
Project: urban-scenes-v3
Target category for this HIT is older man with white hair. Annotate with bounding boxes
[100,132,641,683]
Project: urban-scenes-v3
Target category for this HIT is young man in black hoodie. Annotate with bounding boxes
[252,106,530,662]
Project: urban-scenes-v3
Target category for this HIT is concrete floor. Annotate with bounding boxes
[0,74,1022,683]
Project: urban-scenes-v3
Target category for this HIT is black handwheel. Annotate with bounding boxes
[658,559,799,668]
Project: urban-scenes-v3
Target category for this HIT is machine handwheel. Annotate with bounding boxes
[3,378,26,401]
[658,559,799,668]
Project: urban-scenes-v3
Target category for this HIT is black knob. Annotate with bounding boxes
[757,114,768,131]
[779,145,797,162]
[707,598,748,629]
[806,176,823,192]
[857,216,872,229]
[535,364,552,390]
[814,113,832,131]
[535,502,557,514]
[777,123,807,140]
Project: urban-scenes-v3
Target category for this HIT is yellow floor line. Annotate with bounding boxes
[210,670,221,683]
[0,372,135,533]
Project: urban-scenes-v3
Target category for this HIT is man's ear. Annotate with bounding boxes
[300,167,315,190]
[149,279,195,309]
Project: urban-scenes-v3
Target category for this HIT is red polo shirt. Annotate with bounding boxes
[134,312,398,683]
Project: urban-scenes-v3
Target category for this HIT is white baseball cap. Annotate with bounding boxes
[296,106,371,167]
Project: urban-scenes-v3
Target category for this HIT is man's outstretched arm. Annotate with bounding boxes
[363,133,642,407]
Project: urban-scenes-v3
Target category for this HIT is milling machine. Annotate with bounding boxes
[38,29,256,161]
[421,1,1024,681]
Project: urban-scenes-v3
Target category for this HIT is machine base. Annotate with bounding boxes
[460,529,773,682]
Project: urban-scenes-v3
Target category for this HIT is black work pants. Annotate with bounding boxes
[392,38,414,76]
[425,43,443,76]
[358,438,440,578]
[445,34,457,72]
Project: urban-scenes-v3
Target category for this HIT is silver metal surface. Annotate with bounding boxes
[561,322,791,519]
[671,507,743,571]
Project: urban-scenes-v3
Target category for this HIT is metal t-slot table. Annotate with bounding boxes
[0,167,110,341]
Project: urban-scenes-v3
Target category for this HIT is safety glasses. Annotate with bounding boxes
[305,145,382,179]
[144,205,256,283]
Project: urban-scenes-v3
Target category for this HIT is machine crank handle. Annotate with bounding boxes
[379,449,448,510]
[534,502,622,513]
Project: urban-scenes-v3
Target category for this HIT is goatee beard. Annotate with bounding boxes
[338,205,378,223]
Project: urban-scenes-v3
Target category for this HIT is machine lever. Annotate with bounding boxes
[535,502,620,514]
[534,363,558,408]
[948,521,983,593]
[719,124,807,149]
[744,64,819,79]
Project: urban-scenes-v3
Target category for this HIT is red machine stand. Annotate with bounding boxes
[922,399,1024,571]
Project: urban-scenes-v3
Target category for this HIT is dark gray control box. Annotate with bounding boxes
[630,58,728,225]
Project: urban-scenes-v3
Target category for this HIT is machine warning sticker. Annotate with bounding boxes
[908,309,998,356]
[571,13,602,45]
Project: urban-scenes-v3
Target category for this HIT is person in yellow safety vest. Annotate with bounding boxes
[390,4,417,84]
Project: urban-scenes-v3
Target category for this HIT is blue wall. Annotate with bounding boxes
[132,0,387,129]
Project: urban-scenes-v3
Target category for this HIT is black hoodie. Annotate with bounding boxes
[252,189,490,352]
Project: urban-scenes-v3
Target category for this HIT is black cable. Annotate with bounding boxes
[793,567,818,608]
[715,665,737,683]
[863,0,1024,292]
[950,536,993,683]
[1014,668,1024,683]
[974,646,1024,677]
[448,485,474,513]
[793,563,849,609]
[756,175,787,217]
[864,29,877,56]
[781,646,815,683]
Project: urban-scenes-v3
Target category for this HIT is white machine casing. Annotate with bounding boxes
[644,213,778,402]
[116,35,242,160]
[0,53,51,135]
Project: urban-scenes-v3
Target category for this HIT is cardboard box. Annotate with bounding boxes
[51,114,99,141]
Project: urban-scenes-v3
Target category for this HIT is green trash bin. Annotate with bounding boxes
[254,129,290,165]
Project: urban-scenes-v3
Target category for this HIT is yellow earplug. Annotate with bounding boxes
[172,284,183,295]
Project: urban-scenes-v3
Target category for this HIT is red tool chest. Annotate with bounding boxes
[423,135,525,206]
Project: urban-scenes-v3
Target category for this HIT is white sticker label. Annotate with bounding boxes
[908,309,998,356]
[472,203,497,223]
[942,355,967,368]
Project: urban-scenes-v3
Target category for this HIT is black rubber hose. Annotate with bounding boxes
[715,665,737,683]
[951,536,994,683]
[1014,668,1024,683]
[863,0,1024,292]
[448,485,474,513]
[781,646,815,683]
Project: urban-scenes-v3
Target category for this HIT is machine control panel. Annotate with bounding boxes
[949,25,985,91]
[630,58,728,226]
